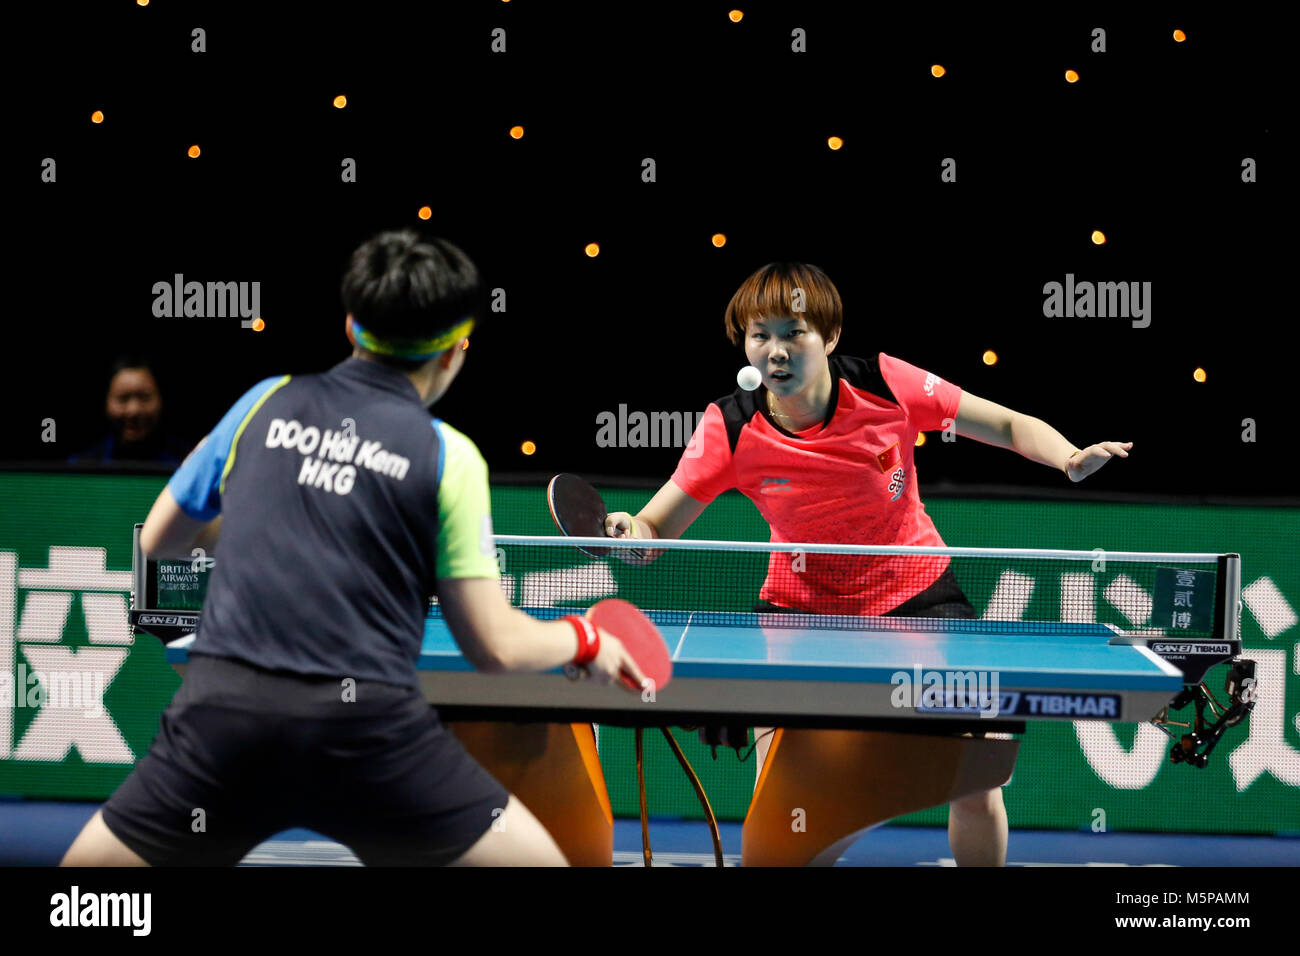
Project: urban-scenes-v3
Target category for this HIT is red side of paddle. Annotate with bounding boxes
[547,473,610,557]
[587,598,672,691]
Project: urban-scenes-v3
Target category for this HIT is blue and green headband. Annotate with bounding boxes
[351,316,475,360]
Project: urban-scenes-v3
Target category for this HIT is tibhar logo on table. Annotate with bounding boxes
[892,666,1001,718]
[50,886,151,936]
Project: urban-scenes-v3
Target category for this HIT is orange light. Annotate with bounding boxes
[251,318,265,332]
[915,432,927,447]
[982,350,998,366]
[187,144,201,158]
[137,0,149,6]
[418,206,432,220]
[521,441,536,456]
[585,242,600,257]
[333,95,347,109]
[827,136,843,150]
[729,10,743,23]
[91,110,104,124]
[509,125,524,139]
[1173,29,1186,43]
[461,338,469,351]
[1065,69,1079,83]
[931,64,946,78]
[712,234,727,248]
[1193,367,1207,383]
[1091,230,1106,245]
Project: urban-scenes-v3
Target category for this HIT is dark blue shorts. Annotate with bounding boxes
[101,654,509,866]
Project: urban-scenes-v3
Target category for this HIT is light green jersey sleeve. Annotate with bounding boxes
[434,421,500,579]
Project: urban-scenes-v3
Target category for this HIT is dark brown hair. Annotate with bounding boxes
[723,262,843,346]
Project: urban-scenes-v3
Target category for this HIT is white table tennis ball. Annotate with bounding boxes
[737,366,762,391]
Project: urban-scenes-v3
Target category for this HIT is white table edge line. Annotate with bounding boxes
[672,611,693,661]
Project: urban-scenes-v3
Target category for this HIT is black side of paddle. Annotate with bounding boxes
[547,473,611,557]
[548,473,652,562]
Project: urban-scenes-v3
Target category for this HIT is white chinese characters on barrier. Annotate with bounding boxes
[0,549,133,762]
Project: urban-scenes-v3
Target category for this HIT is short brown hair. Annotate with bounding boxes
[723,262,843,346]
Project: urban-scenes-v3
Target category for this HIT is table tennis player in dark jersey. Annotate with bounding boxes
[602,262,1132,866]
[62,230,645,867]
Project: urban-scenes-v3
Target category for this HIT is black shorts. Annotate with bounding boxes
[754,567,978,620]
[101,654,509,866]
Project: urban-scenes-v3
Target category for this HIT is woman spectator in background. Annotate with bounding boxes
[70,355,193,465]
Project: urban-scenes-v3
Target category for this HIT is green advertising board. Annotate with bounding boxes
[2,471,1297,836]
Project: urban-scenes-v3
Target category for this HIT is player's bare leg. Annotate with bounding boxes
[947,787,1007,866]
[752,726,775,785]
[61,810,149,867]
[449,794,567,866]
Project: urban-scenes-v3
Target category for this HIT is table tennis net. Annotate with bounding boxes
[474,537,1234,639]
[149,537,1234,639]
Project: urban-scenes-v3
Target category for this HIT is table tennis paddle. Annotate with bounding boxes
[587,597,672,691]
[547,473,646,561]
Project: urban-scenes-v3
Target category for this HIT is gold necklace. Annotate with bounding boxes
[767,391,799,429]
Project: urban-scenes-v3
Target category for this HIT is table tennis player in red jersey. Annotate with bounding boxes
[603,262,1132,866]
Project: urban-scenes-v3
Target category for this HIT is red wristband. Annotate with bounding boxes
[566,615,600,667]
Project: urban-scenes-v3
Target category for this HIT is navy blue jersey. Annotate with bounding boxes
[168,357,498,688]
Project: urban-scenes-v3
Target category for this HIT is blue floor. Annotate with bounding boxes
[5,801,1296,866]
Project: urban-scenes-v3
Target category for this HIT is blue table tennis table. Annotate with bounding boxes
[400,607,1185,728]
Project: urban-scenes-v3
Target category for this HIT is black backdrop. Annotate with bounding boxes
[9,2,1285,497]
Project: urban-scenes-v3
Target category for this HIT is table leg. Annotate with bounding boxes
[742,728,1019,866]
[445,721,614,866]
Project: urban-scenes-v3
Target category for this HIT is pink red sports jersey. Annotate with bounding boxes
[671,353,962,615]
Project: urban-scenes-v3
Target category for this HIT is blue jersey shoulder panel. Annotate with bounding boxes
[168,376,289,520]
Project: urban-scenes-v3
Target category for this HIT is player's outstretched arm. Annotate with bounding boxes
[954,391,1131,482]
[436,577,644,690]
